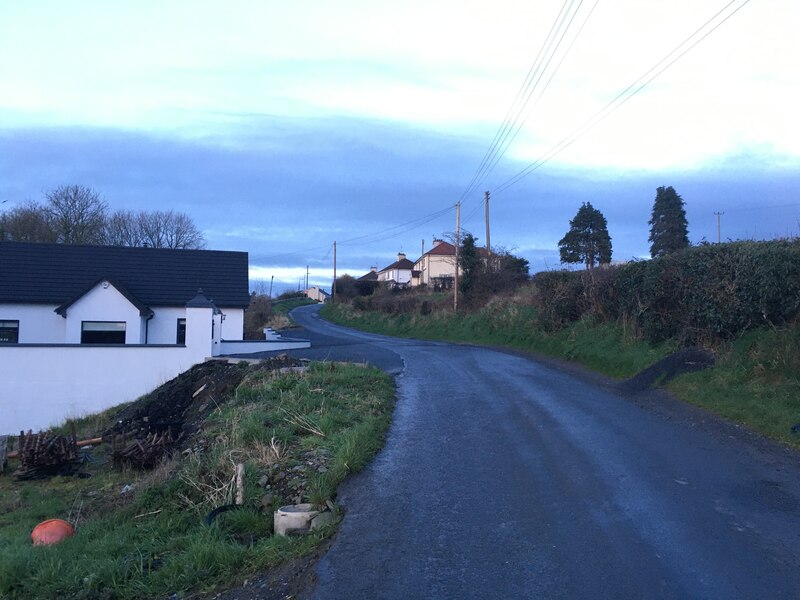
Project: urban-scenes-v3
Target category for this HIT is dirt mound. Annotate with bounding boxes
[104,355,305,444]
[620,347,715,394]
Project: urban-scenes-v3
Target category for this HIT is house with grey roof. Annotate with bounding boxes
[0,241,250,346]
[377,252,418,289]
[0,241,309,434]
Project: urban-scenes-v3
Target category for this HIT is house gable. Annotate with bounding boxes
[61,280,147,344]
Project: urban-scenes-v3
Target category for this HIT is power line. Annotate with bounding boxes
[494,0,752,196]
[459,0,591,203]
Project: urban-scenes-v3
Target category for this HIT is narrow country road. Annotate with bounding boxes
[281,304,800,599]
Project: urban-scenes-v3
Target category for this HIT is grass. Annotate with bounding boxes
[323,301,672,378]
[323,300,800,450]
[668,325,800,449]
[0,362,394,599]
[264,297,316,330]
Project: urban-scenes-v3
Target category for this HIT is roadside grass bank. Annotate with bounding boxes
[323,302,672,378]
[269,297,317,329]
[322,302,800,450]
[0,362,394,599]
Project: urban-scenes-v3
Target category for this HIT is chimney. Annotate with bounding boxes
[397,252,406,261]
[432,239,443,248]
[370,266,377,273]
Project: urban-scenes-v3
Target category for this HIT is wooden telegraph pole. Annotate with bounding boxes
[332,241,337,303]
[714,212,724,243]
[485,190,491,255]
[454,202,460,313]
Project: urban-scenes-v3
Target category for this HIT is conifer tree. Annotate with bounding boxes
[648,186,689,258]
[558,202,612,269]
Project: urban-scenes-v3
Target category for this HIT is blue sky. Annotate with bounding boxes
[1,1,798,292]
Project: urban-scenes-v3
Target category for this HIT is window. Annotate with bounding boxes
[0,320,19,343]
[81,321,126,344]
[176,318,186,344]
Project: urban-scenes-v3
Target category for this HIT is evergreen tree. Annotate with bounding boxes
[558,202,612,269]
[648,185,689,257]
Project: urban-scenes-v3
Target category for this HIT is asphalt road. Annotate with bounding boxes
[275,304,800,599]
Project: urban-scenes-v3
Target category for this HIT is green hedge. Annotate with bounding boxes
[532,240,800,344]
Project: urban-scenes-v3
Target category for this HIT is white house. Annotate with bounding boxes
[0,241,251,345]
[413,239,458,289]
[306,286,330,303]
[0,241,309,434]
[377,252,417,289]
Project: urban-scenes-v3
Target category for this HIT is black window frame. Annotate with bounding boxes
[81,321,126,344]
[176,318,186,344]
[0,320,19,343]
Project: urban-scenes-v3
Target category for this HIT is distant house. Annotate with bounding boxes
[377,252,417,289]
[306,286,330,303]
[0,241,250,345]
[413,239,457,289]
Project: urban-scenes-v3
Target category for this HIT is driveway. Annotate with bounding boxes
[264,304,800,598]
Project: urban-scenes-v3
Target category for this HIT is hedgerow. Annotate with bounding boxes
[532,240,800,344]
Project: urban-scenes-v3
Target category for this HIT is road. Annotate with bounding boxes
[279,304,800,598]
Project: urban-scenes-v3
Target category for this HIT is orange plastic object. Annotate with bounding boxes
[31,519,75,546]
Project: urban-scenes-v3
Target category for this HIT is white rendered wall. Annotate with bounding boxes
[64,283,143,344]
[0,303,65,343]
[146,306,187,344]
[220,338,310,354]
[1,305,217,434]
[0,345,200,434]
[219,308,244,342]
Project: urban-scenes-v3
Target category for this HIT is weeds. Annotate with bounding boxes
[0,362,394,599]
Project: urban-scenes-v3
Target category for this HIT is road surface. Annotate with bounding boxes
[276,304,800,598]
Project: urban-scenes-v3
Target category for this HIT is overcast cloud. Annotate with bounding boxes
[1,1,798,292]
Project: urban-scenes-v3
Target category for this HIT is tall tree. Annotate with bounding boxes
[558,202,612,269]
[43,184,107,244]
[648,185,689,257]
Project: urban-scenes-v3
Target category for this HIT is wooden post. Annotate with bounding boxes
[332,241,337,303]
[235,463,245,505]
[454,202,460,313]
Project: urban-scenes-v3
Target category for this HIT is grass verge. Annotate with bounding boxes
[323,302,672,378]
[0,362,394,599]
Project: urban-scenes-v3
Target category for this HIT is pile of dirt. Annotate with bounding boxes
[104,355,306,447]
[619,347,715,394]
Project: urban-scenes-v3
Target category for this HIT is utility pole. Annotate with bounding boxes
[714,212,724,243]
[332,241,337,303]
[268,275,274,299]
[485,190,491,255]
[454,202,460,313]
[306,265,309,291]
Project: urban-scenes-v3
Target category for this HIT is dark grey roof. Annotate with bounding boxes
[0,242,250,308]
[379,258,415,273]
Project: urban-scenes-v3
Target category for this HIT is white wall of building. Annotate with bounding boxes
[146,306,187,344]
[220,308,244,341]
[0,303,65,343]
[64,283,143,344]
[0,345,202,434]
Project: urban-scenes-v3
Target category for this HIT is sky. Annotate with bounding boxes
[1,0,798,293]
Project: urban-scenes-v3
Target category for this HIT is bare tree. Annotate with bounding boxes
[43,185,108,245]
[104,209,145,247]
[137,210,205,249]
[0,201,57,242]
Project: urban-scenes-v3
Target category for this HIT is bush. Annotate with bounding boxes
[533,240,800,345]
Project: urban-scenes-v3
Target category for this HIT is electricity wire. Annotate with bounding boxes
[459,0,587,202]
[494,0,753,196]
